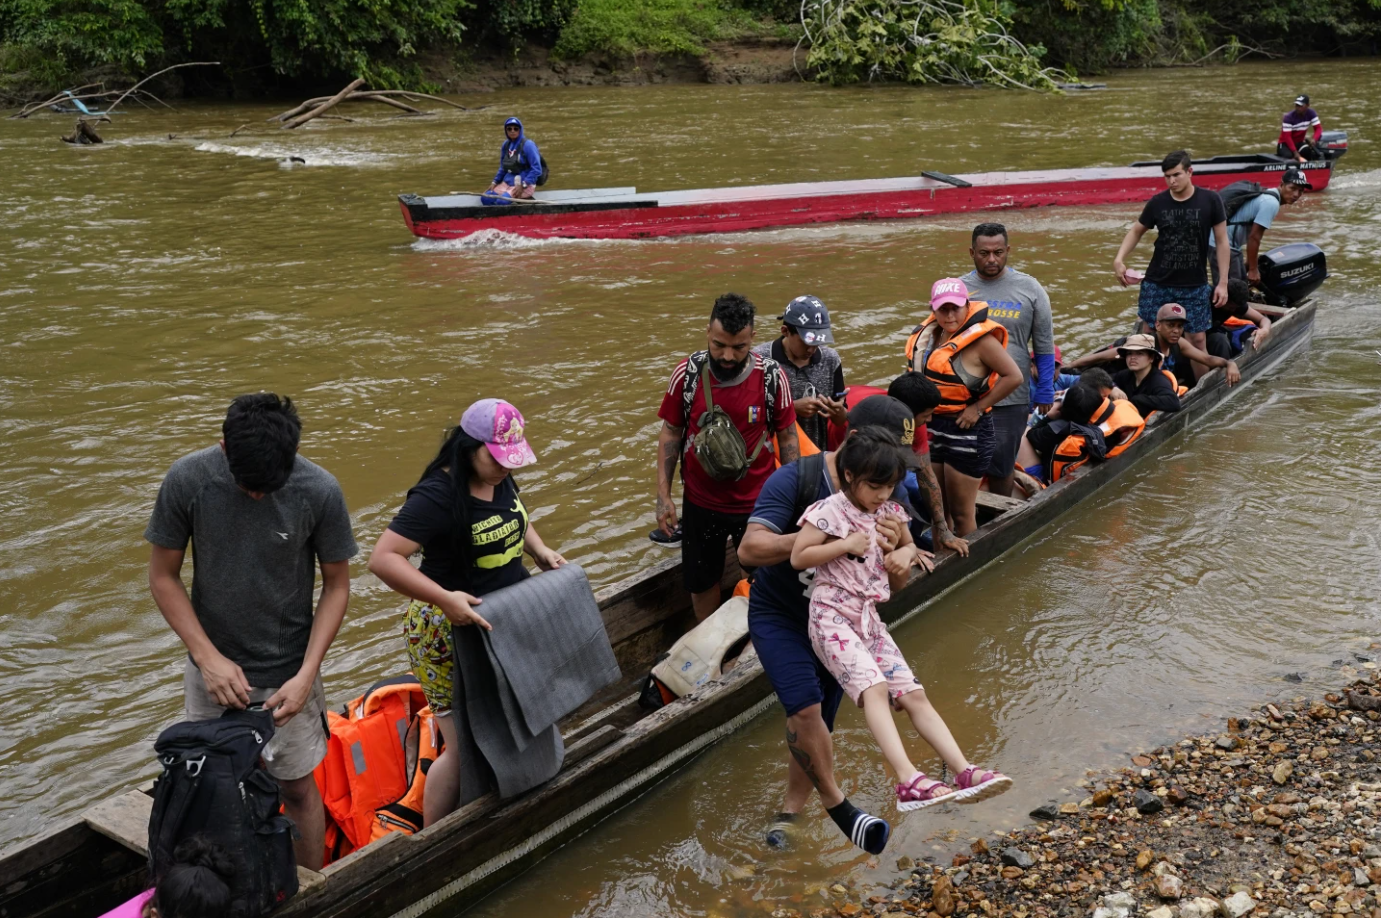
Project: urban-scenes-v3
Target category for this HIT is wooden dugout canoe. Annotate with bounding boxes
[398,154,1336,242]
[1,299,1316,918]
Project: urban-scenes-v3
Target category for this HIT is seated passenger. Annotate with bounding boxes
[1206,278,1273,359]
[483,118,542,205]
[1153,302,1240,389]
[1110,334,1181,418]
[1017,382,1145,482]
[1018,382,1103,478]
[1044,368,1112,421]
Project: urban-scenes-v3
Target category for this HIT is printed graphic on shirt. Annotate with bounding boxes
[985,300,1024,321]
[473,496,528,569]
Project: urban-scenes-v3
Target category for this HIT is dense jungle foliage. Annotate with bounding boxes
[1,0,1378,94]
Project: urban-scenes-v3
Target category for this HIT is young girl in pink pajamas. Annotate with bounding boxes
[790,428,1013,812]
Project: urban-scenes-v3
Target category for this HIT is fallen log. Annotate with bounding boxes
[269,90,425,122]
[61,117,107,144]
[281,78,365,129]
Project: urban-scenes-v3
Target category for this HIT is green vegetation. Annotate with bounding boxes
[553,0,765,59]
[1,0,1379,94]
[801,0,1067,88]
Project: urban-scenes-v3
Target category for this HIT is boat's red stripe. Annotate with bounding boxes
[404,162,1333,241]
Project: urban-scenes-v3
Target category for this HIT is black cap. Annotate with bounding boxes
[846,395,917,449]
[781,295,834,345]
[1294,94,1309,106]
[1283,167,1313,189]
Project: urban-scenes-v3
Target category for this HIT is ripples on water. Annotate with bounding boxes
[1,59,1379,918]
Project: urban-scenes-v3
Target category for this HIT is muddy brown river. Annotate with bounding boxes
[2,59,1380,918]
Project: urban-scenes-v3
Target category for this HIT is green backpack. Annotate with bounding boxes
[692,364,769,481]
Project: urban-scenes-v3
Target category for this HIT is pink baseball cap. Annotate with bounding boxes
[930,277,969,310]
[460,398,537,469]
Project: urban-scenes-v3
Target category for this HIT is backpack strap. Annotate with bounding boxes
[792,452,827,530]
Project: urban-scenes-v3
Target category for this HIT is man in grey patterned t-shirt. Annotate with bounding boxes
[754,295,847,451]
[146,393,358,869]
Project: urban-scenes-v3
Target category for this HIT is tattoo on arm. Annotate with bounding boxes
[658,422,683,489]
[916,453,948,530]
[778,425,801,465]
[786,727,822,790]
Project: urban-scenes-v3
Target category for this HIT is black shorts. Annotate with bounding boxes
[985,404,1031,479]
[928,413,996,480]
[681,498,750,594]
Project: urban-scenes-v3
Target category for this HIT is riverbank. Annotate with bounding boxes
[816,668,1381,918]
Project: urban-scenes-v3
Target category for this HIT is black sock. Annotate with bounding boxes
[826,799,890,855]
[765,812,797,848]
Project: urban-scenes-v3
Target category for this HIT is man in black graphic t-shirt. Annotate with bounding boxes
[1113,150,1229,380]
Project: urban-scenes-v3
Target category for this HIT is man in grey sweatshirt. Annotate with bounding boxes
[960,223,1056,497]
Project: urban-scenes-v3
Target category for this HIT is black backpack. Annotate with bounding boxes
[1219,180,1270,224]
[537,154,550,186]
[149,707,299,916]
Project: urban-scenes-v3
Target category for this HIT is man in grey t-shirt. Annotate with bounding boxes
[146,393,358,870]
[961,223,1055,497]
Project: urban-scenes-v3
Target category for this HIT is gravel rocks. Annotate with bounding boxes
[820,674,1381,918]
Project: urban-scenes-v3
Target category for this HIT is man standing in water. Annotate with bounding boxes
[657,294,799,621]
[145,394,358,870]
[960,223,1055,497]
[739,396,925,856]
[1113,150,1229,379]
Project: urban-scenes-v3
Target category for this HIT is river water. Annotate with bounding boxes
[2,59,1379,917]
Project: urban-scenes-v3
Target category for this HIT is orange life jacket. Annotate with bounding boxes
[313,675,442,863]
[1159,367,1190,397]
[1050,398,1147,482]
[904,302,1009,415]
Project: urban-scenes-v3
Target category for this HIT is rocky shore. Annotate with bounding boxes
[794,672,1381,918]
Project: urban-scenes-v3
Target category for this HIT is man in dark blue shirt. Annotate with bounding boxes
[738,396,925,855]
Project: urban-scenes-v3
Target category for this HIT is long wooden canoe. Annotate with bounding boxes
[0,300,1316,918]
[399,154,1335,241]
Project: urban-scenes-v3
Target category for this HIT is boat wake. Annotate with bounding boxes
[411,229,626,251]
[192,140,407,168]
[1329,167,1381,190]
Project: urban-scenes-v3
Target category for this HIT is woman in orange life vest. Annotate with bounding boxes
[1016,382,1145,482]
[366,399,566,826]
[905,278,1022,537]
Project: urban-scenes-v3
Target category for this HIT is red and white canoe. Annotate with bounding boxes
[398,154,1334,242]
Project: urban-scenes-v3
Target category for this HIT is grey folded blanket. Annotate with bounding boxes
[452,564,622,801]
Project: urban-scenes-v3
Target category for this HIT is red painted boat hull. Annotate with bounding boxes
[399,157,1334,242]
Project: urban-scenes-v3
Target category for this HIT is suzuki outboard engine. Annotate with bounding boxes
[1258,242,1327,305]
[1319,129,1348,161]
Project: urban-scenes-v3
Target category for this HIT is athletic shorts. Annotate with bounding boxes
[748,604,844,728]
[183,659,328,782]
[927,413,996,480]
[402,599,454,715]
[1137,280,1212,334]
[681,498,751,594]
[985,404,1031,479]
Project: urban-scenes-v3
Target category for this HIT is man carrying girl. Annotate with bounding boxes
[792,427,1012,811]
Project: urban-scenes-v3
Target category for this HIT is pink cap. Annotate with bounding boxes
[460,398,537,469]
[930,277,969,310]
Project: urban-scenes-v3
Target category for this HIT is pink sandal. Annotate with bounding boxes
[896,772,954,812]
[950,766,1013,803]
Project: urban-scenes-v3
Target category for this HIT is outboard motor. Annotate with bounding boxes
[1257,242,1327,306]
[1319,129,1348,161]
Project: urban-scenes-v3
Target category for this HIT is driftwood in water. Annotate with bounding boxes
[61,117,107,144]
[281,78,365,130]
[268,87,472,124]
[13,62,219,119]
